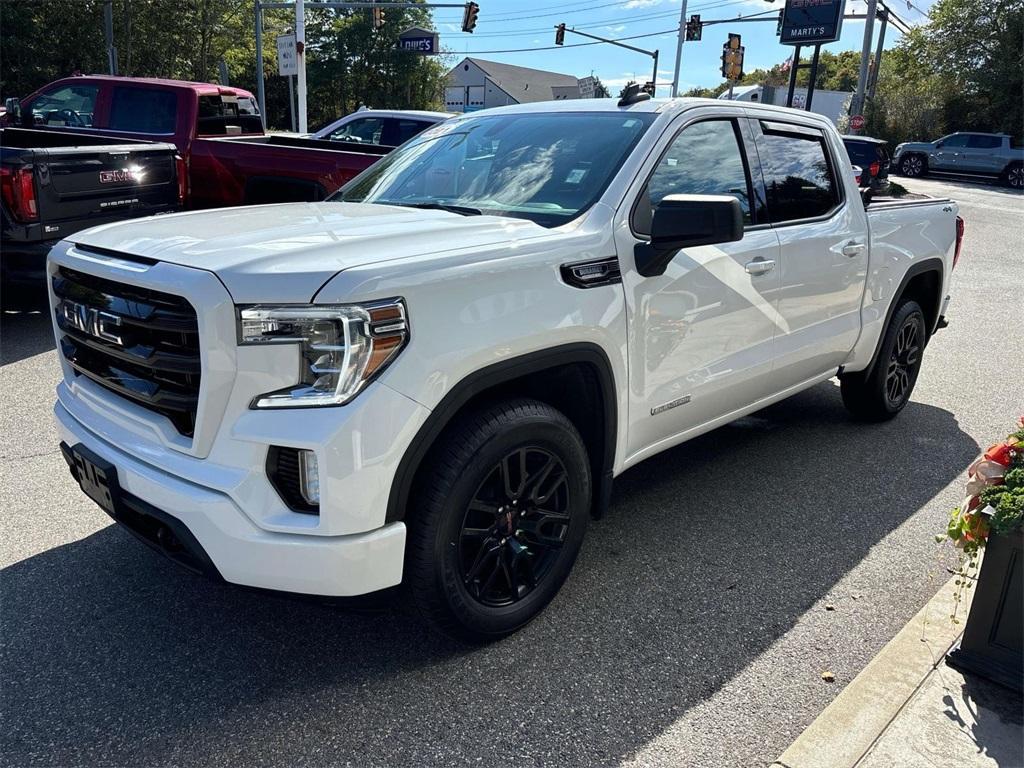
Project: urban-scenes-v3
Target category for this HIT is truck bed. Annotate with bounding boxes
[187,134,391,207]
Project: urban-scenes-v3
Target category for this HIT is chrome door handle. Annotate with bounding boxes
[744,258,775,275]
[842,242,866,257]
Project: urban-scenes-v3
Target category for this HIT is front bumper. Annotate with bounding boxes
[56,399,408,596]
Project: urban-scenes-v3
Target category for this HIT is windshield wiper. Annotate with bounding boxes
[387,201,483,216]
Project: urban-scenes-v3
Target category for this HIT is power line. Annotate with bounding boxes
[446,26,678,55]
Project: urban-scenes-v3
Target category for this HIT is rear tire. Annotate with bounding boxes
[1003,163,1023,189]
[405,398,591,642]
[899,154,927,178]
[841,300,927,422]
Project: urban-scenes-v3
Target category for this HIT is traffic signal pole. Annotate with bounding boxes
[670,0,688,97]
[850,0,878,128]
[556,26,660,95]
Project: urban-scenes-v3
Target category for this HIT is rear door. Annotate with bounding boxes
[960,134,1003,173]
[750,117,869,387]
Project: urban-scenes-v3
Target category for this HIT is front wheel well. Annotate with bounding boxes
[387,348,617,525]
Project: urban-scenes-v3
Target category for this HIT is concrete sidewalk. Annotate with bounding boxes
[773,574,1024,768]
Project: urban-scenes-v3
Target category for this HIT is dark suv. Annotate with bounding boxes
[843,136,891,194]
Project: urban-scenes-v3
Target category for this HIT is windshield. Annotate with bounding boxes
[332,111,657,227]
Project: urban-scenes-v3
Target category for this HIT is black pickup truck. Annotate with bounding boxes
[1,127,182,304]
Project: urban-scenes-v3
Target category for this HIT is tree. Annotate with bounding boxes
[868,0,1023,141]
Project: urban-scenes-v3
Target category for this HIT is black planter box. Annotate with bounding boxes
[946,526,1023,692]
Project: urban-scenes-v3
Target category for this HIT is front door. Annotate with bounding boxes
[619,115,782,462]
[959,134,1003,174]
[932,133,969,170]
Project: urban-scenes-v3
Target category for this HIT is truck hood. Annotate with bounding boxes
[72,202,549,302]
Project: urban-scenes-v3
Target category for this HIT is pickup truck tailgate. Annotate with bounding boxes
[34,143,179,223]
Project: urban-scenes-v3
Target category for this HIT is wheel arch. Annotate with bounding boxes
[386,343,618,524]
[862,258,945,375]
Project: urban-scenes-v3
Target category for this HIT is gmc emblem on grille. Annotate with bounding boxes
[99,169,138,184]
[60,300,123,345]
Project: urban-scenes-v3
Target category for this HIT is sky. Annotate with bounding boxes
[429,0,936,95]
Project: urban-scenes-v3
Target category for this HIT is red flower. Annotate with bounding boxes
[984,442,1014,467]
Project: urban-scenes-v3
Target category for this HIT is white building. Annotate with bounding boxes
[445,57,581,113]
[719,83,852,127]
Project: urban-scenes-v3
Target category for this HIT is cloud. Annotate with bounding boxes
[623,0,662,8]
[605,24,627,33]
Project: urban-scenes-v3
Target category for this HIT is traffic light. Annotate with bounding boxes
[555,23,566,46]
[372,6,385,29]
[462,2,479,33]
[685,15,702,42]
[720,34,744,81]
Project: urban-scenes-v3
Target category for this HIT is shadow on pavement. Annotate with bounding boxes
[1,307,55,366]
[943,673,1024,766]
[1,382,979,766]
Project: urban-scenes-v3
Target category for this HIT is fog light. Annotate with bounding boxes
[298,450,320,506]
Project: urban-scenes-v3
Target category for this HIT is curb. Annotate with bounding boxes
[771,571,972,768]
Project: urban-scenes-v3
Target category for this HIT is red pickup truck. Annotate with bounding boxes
[4,76,391,207]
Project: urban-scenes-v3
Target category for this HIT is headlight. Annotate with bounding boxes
[238,299,408,408]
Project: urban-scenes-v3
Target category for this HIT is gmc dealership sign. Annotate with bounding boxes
[780,0,846,45]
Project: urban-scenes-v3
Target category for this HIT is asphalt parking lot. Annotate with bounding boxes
[2,176,1021,767]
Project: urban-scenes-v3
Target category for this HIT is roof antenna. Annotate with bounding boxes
[617,81,651,107]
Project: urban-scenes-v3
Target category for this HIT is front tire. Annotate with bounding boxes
[899,154,927,178]
[406,399,591,642]
[841,300,927,421]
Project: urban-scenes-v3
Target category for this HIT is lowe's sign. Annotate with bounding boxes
[780,0,846,46]
[398,27,440,55]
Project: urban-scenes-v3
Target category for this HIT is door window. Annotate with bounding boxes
[966,135,1001,149]
[328,117,384,143]
[635,119,753,234]
[939,134,970,148]
[24,85,99,127]
[109,87,177,133]
[390,119,433,145]
[756,127,839,224]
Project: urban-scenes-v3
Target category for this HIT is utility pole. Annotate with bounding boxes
[255,3,266,127]
[850,0,877,127]
[867,10,888,105]
[670,0,689,97]
[103,0,117,75]
[295,0,307,134]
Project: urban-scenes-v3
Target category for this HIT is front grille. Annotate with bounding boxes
[53,266,201,437]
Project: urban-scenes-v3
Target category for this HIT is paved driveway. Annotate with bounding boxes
[2,177,1020,767]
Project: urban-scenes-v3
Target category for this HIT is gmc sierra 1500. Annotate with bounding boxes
[48,93,963,640]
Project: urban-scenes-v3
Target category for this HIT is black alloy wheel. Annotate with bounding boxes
[840,299,927,421]
[405,398,590,641]
[884,317,921,408]
[1006,165,1023,189]
[458,447,570,607]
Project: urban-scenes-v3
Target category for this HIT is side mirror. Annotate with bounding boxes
[635,194,744,277]
[3,97,20,121]
[935,140,944,149]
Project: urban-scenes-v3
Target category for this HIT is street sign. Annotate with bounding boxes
[578,76,596,99]
[780,0,846,46]
[398,27,440,55]
[276,34,297,77]
[850,114,866,131]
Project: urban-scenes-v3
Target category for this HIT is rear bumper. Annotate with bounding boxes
[55,400,408,597]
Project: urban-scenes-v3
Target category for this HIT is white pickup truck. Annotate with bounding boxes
[48,92,963,640]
